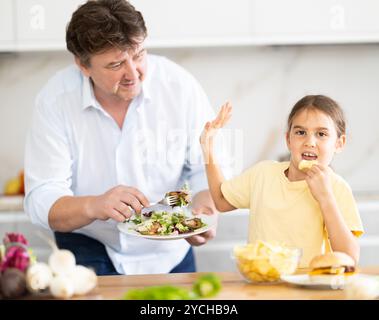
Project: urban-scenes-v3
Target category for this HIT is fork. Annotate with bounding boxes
[157,194,180,206]
[123,194,180,222]
[141,194,180,214]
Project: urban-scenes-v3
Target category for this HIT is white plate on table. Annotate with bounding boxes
[117,212,216,240]
[281,274,349,290]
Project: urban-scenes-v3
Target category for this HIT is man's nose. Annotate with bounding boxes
[122,60,139,79]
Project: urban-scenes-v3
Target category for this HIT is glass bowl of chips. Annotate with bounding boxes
[232,240,302,283]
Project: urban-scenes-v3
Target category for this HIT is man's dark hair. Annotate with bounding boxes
[66,0,147,66]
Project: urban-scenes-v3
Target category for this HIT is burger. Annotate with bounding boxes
[308,252,356,276]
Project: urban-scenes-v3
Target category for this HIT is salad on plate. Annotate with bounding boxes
[130,210,206,236]
[118,185,213,239]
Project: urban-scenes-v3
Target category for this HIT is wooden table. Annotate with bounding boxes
[81,266,379,300]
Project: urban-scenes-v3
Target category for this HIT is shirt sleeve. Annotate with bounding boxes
[333,178,364,237]
[179,73,233,195]
[24,93,73,230]
[220,165,258,209]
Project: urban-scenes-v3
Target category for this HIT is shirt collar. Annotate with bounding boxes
[82,76,101,110]
[141,70,152,102]
[81,73,152,111]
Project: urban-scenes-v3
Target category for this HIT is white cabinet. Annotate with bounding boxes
[14,0,85,50]
[0,0,15,50]
[132,0,379,46]
[251,0,379,44]
[2,0,379,51]
[131,0,252,47]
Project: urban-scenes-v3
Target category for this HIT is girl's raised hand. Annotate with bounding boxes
[200,102,233,150]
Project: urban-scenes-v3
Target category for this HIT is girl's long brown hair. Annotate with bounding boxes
[287,95,346,137]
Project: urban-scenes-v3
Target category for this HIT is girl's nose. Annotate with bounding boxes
[304,135,316,147]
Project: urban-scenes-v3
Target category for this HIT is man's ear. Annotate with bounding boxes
[74,57,91,77]
[335,134,346,154]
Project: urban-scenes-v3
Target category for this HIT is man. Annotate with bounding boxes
[24,0,226,275]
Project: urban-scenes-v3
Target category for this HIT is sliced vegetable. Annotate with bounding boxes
[123,273,222,300]
[192,273,222,298]
[130,216,142,224]
[123,285,191,300]
[183,218,205,230]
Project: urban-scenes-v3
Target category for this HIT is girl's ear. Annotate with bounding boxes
[285,131,291,150]
[335,134,346,154]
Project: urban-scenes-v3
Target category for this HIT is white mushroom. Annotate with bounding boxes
[36,231,76,276]
[49,275,75,299]
[48,249,76,276]
[344,275,379,300]
[26,262,53,293]
[35,231,98,298]
[69,265,97,295]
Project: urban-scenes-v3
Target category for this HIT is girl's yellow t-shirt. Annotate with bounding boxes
[221,160,364,267]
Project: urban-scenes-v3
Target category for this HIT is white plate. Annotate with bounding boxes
[117,212,216,240]
[281,274,348,290]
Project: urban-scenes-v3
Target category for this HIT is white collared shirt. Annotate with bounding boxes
[24,54,226,274]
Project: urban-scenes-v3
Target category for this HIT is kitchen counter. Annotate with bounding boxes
[68,267,379,300]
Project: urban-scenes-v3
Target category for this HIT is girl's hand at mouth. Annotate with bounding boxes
[304,164,334,204]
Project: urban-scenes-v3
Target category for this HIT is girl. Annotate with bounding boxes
[200,95,364,267]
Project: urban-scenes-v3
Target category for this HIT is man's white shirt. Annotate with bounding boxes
[24,54,230,274]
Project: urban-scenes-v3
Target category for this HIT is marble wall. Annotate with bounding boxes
[1,44,379,194]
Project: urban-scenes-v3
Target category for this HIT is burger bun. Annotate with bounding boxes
[310,252,355,270]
